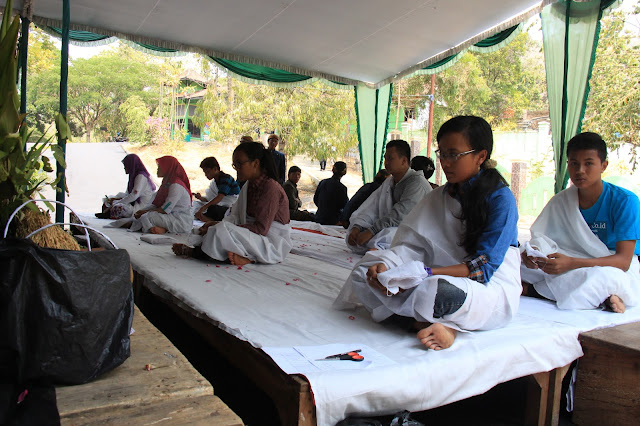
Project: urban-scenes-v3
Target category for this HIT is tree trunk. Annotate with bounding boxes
[227,77,234,111]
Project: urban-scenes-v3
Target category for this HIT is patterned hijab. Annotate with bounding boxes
[152,156,192,207]
[122,154,156,194]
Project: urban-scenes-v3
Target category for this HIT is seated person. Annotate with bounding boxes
[97,154,156,219]
[334,116,521,351]
[338,169,390,228]
[193,157,240,222]
[411,155,438,189]
[130,156,192,234]
[172,142,291,266]
[314,161,349,225]
[347,140,431,253]
[283,166,315,221]
[521,132,640,313]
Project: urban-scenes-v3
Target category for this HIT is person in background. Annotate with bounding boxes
[314,161,349,225]
[193,156,240,222]
[346,140,431,253]
[97,153,156,219]
[338,169,390,228]
[130,156,192,234]
[268,134,286,184]
[411,155,438,189]
[283,166,315,221]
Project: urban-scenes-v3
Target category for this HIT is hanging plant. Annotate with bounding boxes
[0,0,76,249]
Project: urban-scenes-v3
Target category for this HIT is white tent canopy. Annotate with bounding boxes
[6,0,551,88]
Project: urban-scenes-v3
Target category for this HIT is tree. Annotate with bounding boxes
[119,95,151,144]
[582,7,640,166]
[194,77,357,160]
[393,29,547,142]
[23,26,60,136]
[28,43,160,141]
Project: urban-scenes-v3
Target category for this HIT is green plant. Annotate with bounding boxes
[0,0,66,233]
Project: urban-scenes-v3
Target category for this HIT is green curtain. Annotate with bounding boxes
[210,57,312,83]
[355,84,393,183]
[47,27,111,42]
[542,1,603,194]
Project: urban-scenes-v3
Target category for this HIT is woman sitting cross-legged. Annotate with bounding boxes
[172,142,292,266]
[130,156,192,234]
[334,116,521,350]
[97,154,156,219]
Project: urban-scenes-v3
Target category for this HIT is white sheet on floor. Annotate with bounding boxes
[78,214,639,426]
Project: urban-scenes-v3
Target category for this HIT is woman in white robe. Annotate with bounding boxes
[172,142,291,265]
[98,154,155,219]
[335,116,521,350]
[130,156,192,234]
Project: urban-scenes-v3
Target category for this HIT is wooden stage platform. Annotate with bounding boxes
[56,306,242,425]
[132,271,570,426]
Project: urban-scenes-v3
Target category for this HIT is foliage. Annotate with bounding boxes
[395,30,547,145]
[582,8,640,168]
[194,78,357,161]
[146,117,170,145]
[27,42,161,142]
[0,2,65,232]
[119,95,151,144]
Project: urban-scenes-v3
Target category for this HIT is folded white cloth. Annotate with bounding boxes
[140,234,176,245]
[376,260,429,295]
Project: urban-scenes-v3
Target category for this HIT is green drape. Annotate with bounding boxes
[355,84,393,183]
[542,0,603,194]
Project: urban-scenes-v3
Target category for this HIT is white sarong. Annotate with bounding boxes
[200,184,292,264]
[521,186,640,310]
[335,187,522,332]
[346,178,396,253]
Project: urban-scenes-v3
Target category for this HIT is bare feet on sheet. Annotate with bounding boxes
[417,323,457,350]
[227,251,252,266]
[172,243,194,258]
[149,226,167,234]
[605,295,626,313]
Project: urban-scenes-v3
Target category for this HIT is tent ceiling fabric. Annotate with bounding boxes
[6,0,551,88]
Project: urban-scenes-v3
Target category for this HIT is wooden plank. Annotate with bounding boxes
[524,363,570,426]
[56,307,242,425]
[60,394,243,426]
[573,322,640,425]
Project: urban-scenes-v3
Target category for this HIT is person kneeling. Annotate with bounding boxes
[334,116,521,350]
[172,142,292,266]
[521,132,640,312]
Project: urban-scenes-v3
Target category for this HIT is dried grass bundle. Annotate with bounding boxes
[16,209,81,251]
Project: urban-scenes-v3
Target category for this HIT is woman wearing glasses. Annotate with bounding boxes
[335,116,521,350]
[172,142,291,266]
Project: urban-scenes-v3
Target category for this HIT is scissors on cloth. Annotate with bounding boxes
[316,349,364,362]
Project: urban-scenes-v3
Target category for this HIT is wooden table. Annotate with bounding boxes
[56,306,243,425]
[573,321,640,425]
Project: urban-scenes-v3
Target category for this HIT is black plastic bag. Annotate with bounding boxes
[0,238,134,385]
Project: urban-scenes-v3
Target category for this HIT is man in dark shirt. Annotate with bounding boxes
[268,134,286,184]
[283,166,315,221]
[314,161,349,225]
[339,169,390,228]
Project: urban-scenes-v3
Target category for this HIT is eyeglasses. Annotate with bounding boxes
[232,160,251,169]
[435,149,476,162]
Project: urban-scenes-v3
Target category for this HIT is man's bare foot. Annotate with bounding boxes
[417,323,457,350]
[149,226,167,234]
[605,295,626,313]
[411,321,430,332]
[172,243,194,258]
[227,251,252,266]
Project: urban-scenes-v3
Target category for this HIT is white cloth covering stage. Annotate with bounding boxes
[77,214,640,426]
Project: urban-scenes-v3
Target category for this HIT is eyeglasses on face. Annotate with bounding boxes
[435,149,476,162]
[232,160,251,169]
